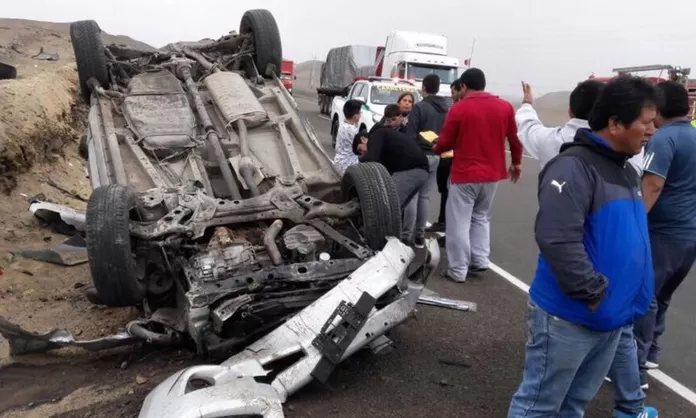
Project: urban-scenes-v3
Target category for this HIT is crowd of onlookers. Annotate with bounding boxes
[331,68,696,418]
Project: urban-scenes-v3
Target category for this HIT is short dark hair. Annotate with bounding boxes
[422,74,440,95]
[450,79,462,91]
[352,130,368,155]
[460,68,486,91]
[569,80,605,120]
[383,104,401,119]
[656,81,690,119]
[588,75,661,131]
[343,99,363,119]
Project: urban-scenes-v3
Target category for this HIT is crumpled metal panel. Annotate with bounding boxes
[203,71,268,128]
[122,71,197,143]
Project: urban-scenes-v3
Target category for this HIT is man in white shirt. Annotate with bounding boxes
[516,80,644,175]
[333,99,363,175]
[514,80,656,418]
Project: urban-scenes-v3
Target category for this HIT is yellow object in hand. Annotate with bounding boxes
[419,131,439,143]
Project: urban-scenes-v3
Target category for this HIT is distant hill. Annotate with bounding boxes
[535,90,571,110]
[295,60,323,95]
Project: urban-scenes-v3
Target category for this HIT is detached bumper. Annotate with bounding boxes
[139,236,439,418]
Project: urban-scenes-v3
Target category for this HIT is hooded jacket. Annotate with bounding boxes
[515,103,644,175]
[363,122,429,174]
[404,95,449,155]
[530,128,653,332]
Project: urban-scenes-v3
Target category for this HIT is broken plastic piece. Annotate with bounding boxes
[11,235,88,266]
[417,288,478,312]
[0,316,138,355]
[29,201,86,233]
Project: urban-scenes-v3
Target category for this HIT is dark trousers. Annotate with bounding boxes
[436,158,452,223]
[634,235,696,375]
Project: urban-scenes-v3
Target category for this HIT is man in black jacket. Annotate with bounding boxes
[353,104,430,225]
[403,74,449,247]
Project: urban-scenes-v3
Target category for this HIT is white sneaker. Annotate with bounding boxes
[645,361,659,369]
[605,377,649,391]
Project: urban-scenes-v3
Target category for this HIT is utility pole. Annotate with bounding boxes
[468,38,476,68]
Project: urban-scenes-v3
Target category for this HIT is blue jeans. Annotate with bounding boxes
[634,237,696,379]
[607,325,645,415]
[508,301,622,418]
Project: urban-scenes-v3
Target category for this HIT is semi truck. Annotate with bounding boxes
[373,30,460,106]
[316,45,377,115]
[280,59,296,94]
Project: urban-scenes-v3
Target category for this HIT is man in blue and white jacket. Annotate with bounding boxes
[508,76,658,418]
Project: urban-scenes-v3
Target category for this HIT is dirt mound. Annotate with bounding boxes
[0,65,85,193]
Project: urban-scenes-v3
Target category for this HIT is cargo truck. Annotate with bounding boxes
[280,59,295,94]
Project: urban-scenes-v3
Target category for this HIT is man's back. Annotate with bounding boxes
[644,120,696,241]
[365,124,429,174]
[439,92,520,183]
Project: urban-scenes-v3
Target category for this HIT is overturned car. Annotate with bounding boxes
[69,6,442,362]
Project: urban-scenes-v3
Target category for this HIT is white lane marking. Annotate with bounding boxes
[318,115,331,121]
[488,261,696,406]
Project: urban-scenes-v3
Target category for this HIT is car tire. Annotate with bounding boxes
[240,9,282,78]
[86,184,146,307]
[0,62,17,80]
[331,117,339,149]
[341,163,402,250]
[70,20,109,103]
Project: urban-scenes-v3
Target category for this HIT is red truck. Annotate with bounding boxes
[280,59,295,95]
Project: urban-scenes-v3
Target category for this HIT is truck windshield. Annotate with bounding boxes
[370,85,421,105]
[406,63,457,84]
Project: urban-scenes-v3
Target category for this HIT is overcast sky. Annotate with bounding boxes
[5,0,695,96]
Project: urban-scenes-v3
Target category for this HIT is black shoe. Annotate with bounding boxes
[468,265,489,274]
[414,236,425,248]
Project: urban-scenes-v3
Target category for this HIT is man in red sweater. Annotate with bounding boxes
[433,68,523,282]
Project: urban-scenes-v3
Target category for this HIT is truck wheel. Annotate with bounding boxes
[86,184,146,307]
[341,163,402,250]
[240,9,282,78]
[0,62,17,80]
[70,20,109,103]
[331,117,339,149]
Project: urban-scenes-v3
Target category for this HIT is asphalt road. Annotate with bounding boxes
[289,92,696,417]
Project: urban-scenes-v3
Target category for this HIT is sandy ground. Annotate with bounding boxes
[0,21,579,417]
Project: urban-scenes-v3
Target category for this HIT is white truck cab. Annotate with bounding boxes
[330,77,421,148]
[377,31,460,105]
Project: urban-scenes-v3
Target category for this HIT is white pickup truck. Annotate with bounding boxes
[330,77,421,148]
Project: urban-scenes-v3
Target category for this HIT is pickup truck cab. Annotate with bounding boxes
[330,77,421,148]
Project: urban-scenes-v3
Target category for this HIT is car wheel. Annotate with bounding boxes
[341,163,402,250]
[0,62,17,80]
[240,9,282,78]
[86,184,146,306]
[70,20,109,103]
[331,117,339,149]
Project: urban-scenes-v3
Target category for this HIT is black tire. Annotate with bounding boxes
[240,9,282,78]
[86,184,145,306]
[331,117,339,149]
[0,62,17,80]
[70,20,109,103]
[341,163,402,250]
